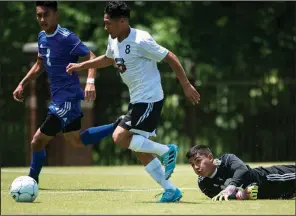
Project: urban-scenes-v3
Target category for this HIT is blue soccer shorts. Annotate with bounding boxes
[40,100,83,136]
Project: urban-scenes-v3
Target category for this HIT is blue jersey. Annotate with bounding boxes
[38,24,89,104]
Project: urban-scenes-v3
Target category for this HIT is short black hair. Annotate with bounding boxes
[186,145,213,160]
[36,1,58,11]
[104,1,130,19]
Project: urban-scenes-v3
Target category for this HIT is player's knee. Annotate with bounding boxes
[31,136,45,152]
[112,131,129,148]
[65,132,85,149]
[112,131,122,146]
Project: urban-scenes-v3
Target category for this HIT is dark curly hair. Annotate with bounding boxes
[104,1,130,19]
[36,1,58,11]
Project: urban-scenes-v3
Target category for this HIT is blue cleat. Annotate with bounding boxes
[156,188,182,203]
[160,144,179,180]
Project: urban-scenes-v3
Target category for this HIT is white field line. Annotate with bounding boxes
[1,169,193,176]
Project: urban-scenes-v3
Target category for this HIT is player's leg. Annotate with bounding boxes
[62,115,85,148]
[59,100,123,147]
[113,100,179,180]
[29,114,62,183]
[136,152,182,202]
[268,165,296,199]
[62,115,122,147]
[80,115,124,146]
[112,126,181,202]
[113,101,182,202]
[258,165,296,199]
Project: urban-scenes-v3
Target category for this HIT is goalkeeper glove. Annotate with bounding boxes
[212,185,237,201]
[236,184,258,200]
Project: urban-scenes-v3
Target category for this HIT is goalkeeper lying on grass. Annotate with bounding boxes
[186,145,295,201]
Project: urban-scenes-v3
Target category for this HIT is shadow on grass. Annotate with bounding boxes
[138,201,210,204]
[16,201,42,204]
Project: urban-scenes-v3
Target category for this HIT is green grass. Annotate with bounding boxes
[1,164,295,215]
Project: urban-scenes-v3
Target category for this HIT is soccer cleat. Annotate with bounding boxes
[156,188,182,203]
[113,115,125,129]
[160,144,179,180]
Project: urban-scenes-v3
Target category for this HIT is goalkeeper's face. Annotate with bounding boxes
[189,153,216,177]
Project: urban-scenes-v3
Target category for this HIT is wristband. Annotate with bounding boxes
[86,78,95,84]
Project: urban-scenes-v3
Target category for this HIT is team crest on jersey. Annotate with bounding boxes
[115,58,127,73]
[214,159,221,166]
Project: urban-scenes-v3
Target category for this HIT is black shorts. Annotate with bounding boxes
[119,99,163,138]
[40,114,82,137]
[256,165,296,199]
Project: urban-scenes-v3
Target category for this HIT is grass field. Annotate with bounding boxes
[1,163,295,215]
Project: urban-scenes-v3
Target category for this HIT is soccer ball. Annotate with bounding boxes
[9,176,38,202]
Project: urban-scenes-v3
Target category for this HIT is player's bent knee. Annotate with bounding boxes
[64,131,85,148]
[129,135,145,152]
[31,129,53,152]
[112,131,122,146]
[112,131,130,148]
[31,136,47,152]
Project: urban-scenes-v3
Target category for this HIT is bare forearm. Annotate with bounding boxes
[87,51,96,79]
[80,55,113,71]
[164,51,190,87]
[19,62,43,87]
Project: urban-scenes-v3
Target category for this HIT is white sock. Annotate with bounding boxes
[129,135,169,156]
[145,158,176,190]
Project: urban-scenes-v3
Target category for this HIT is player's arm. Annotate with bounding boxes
[67,55,114,73]
[79,51,97,101]
[66,32,114,73]
[13,57,44,102]
[212,154,250,201]
[224,154,250,187]
[138,33,200,104]
[162,51,200,105]
[79,51,97,78]
[198,181,217,199]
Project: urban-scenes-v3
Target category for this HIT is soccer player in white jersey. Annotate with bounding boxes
[66,1,200,202]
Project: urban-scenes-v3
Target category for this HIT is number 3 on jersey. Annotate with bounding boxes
[46,48,52,66]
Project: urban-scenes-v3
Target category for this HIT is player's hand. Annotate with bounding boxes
[241,184,258,200]
[66,63,83,74]
[13,85,24,102]
[182,82,200,105]
[212,192,229,201]
[212,185,236,201]
[245,185,258,200]
[84,83,96,101]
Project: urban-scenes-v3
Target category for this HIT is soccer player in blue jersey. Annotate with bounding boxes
[12,1,120,184]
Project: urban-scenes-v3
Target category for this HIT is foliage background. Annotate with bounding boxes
[1,1,295,166]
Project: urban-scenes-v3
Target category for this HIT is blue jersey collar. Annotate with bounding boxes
[45,24,61,38]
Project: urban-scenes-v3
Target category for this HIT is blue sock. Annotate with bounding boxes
[80,123,115,145]
[29,149,46,180]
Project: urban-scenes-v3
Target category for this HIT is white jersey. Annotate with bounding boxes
[105,28,168,104]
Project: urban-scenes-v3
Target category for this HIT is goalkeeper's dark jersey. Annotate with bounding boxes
[198,154,296,199]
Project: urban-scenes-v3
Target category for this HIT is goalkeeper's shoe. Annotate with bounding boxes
[156,188,182,203]
[160,144,179,180]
